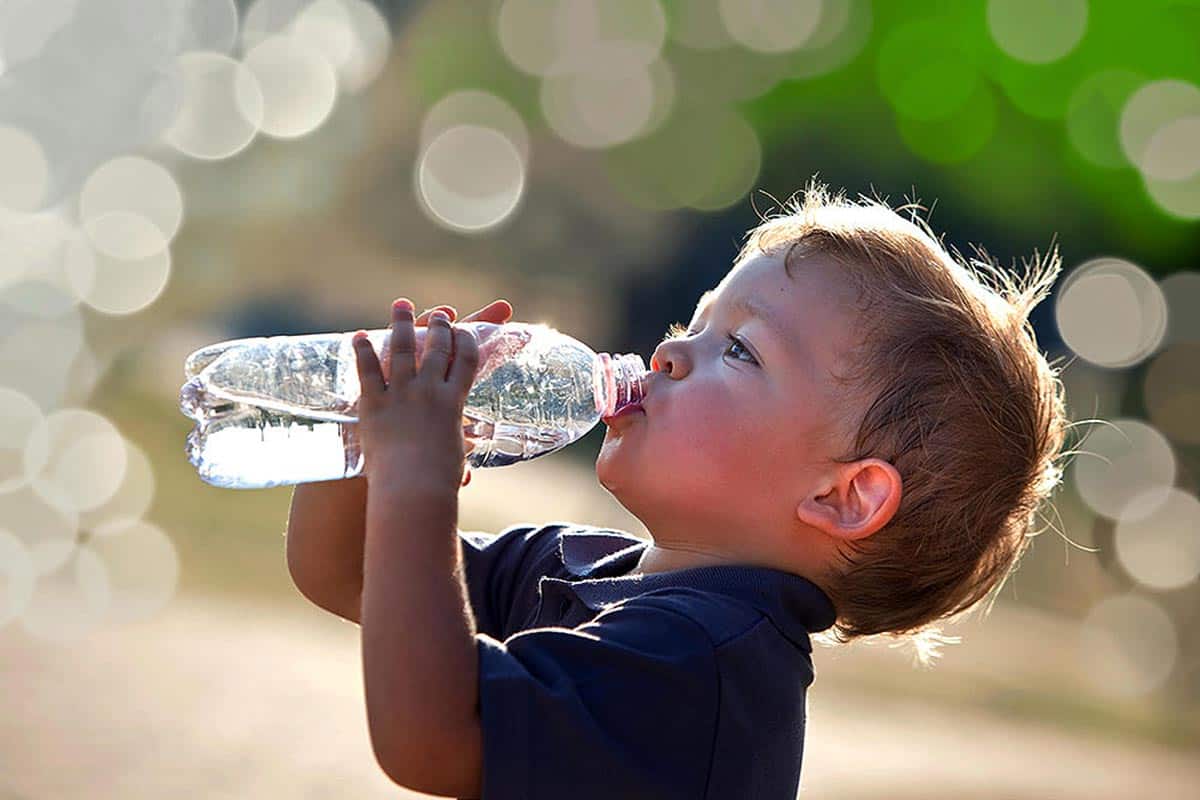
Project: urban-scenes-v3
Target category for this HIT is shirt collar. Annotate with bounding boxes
[553,529,838,644]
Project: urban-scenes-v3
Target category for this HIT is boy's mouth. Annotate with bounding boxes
[602,401,645,425]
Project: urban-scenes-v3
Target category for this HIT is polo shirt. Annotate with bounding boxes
[458,522,837,800]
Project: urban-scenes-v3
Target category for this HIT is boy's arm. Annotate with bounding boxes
[285,299,513,623]
[285,476,367,623]
[361,483,482,798]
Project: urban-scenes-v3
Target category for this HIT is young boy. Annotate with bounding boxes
[285,182,1069,799]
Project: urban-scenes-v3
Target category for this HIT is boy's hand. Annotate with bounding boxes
[407,300,512,487]
[352,298,480,493]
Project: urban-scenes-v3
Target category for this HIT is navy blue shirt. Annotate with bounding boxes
[458,522,837,800]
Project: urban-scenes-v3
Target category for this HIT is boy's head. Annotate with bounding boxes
[596,181,1070,664]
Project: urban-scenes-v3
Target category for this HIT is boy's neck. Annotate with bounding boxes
[629,542,735,576]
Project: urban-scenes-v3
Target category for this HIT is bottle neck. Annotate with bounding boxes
[594,352,649,417]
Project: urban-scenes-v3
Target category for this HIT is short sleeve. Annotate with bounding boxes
[458,524,564,639]
[475,596,719,800]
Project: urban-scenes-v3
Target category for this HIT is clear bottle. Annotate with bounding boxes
[178,321,647,489]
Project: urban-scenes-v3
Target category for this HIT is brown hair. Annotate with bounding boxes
[738,180,1072,667]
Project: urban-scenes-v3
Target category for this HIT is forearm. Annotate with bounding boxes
[361,483,481,793]
[285,476,368,620]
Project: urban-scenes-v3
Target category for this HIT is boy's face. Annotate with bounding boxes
[596,250,864,565]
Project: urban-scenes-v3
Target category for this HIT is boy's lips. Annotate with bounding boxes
[602,401,645,425]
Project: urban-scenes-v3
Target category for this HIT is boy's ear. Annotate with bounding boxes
[796,458,902,542]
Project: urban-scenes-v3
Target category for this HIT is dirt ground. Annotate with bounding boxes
[3,591,1198,800]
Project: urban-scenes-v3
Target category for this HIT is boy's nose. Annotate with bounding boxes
[650,340,683,376]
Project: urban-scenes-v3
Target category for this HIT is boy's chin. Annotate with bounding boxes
[594,446,637,494]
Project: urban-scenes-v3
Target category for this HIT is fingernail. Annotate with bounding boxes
[394,299,413,312]
[432,310,449,322]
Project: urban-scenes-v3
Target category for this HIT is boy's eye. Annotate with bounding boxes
[660,323,758,366]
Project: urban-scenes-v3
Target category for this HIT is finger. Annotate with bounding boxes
[415,305,456,326]
[460,299,512,325]
[352,331,385,399]
[447,325,480,394]
[389,298,417,383]
[420,309,454,382]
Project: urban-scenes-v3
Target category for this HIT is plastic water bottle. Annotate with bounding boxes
[178,321,648,489]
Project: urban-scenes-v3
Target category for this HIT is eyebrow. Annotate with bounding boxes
[692,290,792,355]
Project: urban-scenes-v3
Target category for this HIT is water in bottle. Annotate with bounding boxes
[179,321,647,489]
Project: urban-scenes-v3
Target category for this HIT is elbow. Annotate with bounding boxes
[368,721,482,797]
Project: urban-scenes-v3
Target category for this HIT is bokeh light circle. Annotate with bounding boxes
[1140,116,1200,182]
[987,0,1087,64]
[416,125,525,234]
[0,301,88,409]
[1114,487,1200,591]
[1142,343,1200,446]
[1144,171,1200,221]
[1055,257,1167,368]
[243,35,339,140]
[1066,70,1145,169]
[605,105,761,211]
[1160,271,1200,346]
[242,0,309,50]
[290,0,391,94]
[78,440,157,533]
[552,0,667,74]
[718,0,822,54]
[1079,593,1178,698]
[0,387,44,494]
[665,0,733,50]
[0,486,78,576]
[23,409,129,515]
[1119,80,1200,176]
[85,518,180,624]
[164,51,265,160]
[421,90,530,161]
[19,545,110,642]
[83,211,169,262]
[788,0,872,80]
[541,59,655,149]
[1071,418,1176,521]
[80,157,184,248]
[0,126,50,212]
[0,528,35,628]
[165,0,240,54]
[65,227,172,316]
[496,0,563,76]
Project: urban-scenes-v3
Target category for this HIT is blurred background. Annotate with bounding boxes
[2,0,1198,797]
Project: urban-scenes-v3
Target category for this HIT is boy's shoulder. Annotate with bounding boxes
[462,521,836,652]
